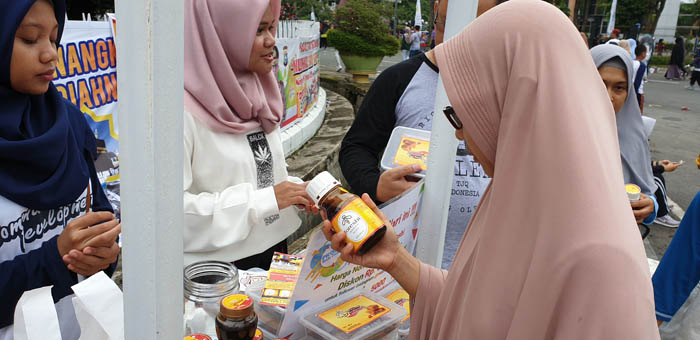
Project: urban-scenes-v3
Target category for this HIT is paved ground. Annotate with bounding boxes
[643,71,700,259]
[319,48,700,260]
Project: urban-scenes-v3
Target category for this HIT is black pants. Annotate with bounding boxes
[234,239,288,271]
[654,173,669,218]
[691,71,700,86]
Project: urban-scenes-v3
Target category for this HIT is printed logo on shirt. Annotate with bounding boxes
[247,131,280,225]
[0,193,87,253]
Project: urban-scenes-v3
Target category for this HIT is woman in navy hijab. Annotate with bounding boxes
[0,1,120,338]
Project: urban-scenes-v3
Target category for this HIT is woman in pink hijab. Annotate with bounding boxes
[322,0,660,338]
[183,0,313,270]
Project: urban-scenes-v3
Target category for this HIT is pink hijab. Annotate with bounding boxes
[410,0,659,339]
[184,0,283,134]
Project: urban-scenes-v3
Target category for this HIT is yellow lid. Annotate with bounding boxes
[184,335,212,340]
[219,294,254,319]
[625,184,641,194]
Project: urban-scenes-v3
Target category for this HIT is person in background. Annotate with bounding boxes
[657,38,665,55]
[651,160,683,227]
[666,37,685,80]
[633,44,648,112]
[686,52,700,90]
[408,25,422,58]
[320,21,328,49]
[339,0,500,270]
[653,190,700,328]
[183,0,314,270]
[591,44,658,225]
[580,32,589,48]
[328,1,659,338]
[400,28,410,61]
[618,39,632,55]
[629,38,638,59]
[0,1,121,338]
[611,28,621,40]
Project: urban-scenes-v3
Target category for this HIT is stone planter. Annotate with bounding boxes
[339,54,383,83]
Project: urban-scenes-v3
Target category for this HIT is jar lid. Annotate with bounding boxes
[220,294,254,320]
[306,171,341,205]
[184,334,212,340]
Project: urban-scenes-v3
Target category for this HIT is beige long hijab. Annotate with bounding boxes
[409,1,659,339]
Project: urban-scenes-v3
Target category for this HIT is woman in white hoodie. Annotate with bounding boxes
[183,0,313,269]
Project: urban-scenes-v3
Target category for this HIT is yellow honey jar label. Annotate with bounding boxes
[386,288,410,322]
[317,295,391,334]
[332,198,384,252]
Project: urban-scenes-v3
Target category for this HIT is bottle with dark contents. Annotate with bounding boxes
[306,171,387,255]
[215,294,258,340]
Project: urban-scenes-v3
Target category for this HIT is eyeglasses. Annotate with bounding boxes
[442,106,462,130]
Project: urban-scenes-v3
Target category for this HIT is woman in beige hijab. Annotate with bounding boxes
[322,0,659,338]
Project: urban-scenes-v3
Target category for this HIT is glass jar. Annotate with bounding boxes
[184,261,240,338]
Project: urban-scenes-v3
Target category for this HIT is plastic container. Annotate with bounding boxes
[299,290,406,340]
[248,287,287,338]
[380,126,431,178]
[625,184,641,201]
[383,287,410,340]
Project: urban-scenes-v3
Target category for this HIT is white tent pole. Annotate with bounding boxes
[415,0,479,267]
[115,0,184,338]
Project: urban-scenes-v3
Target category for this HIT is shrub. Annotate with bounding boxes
[327,29,399,57]
[649,55,695,66]
[328,0,399,57]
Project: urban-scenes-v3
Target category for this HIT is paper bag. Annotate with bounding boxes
[14,286,62,340]
[71,272,124,340]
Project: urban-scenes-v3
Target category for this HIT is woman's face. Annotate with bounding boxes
[10,0,58,95]
[455,128,494,178]
[248,5,276,75]
[598,66,628,114]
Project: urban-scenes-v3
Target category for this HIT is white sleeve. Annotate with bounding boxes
[183,121,279,254]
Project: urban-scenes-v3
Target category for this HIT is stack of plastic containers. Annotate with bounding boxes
[247,287,288,340]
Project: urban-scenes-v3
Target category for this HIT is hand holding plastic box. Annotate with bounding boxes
[380,127,431,178]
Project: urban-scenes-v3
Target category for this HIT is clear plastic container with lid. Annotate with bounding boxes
[247,287,286,339]
[306,172,386,255]
[383,286,410,340]
[184,261,240,338]
[299,289,406,340]
[380,126,431,178]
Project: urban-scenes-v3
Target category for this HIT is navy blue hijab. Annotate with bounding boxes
[0,0,112,211]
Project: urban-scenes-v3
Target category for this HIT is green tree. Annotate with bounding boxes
[282,0,335,22]
[615,0,647,34]
[641,0,667,33]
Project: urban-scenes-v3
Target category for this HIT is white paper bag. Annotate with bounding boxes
[14,286,62,340]
[71,272,124,340]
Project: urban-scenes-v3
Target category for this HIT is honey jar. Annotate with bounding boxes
[307,172,386,255]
